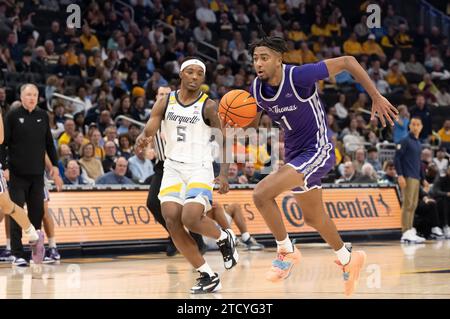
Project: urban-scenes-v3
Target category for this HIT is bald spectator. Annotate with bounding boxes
[241,162,262,184]
[128,147,155,184]
[96,157,134,185]
[62,160,87,185]
[228,163,240,184]
[337,161,361,184]
[58,119,77,146]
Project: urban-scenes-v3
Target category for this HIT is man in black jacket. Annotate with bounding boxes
[1,84,63,266]
[432,166,450,238]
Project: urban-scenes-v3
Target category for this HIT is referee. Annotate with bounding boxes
[1,84,63,264]
[146,87,205,256]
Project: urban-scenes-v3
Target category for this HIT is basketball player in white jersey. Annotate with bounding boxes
[0,111,45,266]
[136,57,238,294]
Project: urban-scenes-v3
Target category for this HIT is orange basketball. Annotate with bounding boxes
[219,89,257,128]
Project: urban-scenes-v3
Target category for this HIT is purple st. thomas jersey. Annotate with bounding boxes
[250,62,335,193]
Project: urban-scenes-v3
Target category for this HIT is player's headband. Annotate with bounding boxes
[180,59,206,74]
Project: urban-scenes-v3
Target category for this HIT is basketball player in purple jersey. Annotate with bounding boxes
[221,35,398,296]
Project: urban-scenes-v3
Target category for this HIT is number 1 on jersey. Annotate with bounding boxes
[280,115,292,131]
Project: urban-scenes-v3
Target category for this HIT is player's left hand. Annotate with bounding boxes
[53,174,63,192]
[218,114,239,138]
[135,134,151,154]
[215,174,229,194]
[371,95,399,127]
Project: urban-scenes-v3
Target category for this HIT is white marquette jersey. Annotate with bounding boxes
[162,90,213,164]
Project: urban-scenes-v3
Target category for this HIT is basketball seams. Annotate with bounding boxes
[219,90,257,127]
[226,101,257,110]
[221,107,255,119]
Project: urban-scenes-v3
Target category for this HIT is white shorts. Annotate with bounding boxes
[158,159,214,212]
[43,185,50,202]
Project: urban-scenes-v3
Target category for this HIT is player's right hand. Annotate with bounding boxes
[218,114,239,137]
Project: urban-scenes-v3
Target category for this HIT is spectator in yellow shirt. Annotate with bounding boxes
[418,73,439,96]
[313,36,328,54]
[287,21,308,43]
[362,34,386,61]
[210,0,229,12]
[394,24,413,49]
[58,119,77,146]
[438,120,450,143]
[381,26,396,56]
[283,41,303,65]
[246,141,270,172]
[80,25,100,52]
[64,44,79,66]
[326,15,342,38]
[311,16,330,37]
[343,32,363,56]
[386,62,408,87]
[300,42,318,63]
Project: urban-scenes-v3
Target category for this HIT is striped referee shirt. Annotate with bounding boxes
[153,129,166,162]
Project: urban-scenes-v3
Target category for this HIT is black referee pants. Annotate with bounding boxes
[9,173,44,259]
[146,161,204,249]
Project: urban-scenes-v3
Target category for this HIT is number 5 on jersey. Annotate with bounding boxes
[177,126,187,142]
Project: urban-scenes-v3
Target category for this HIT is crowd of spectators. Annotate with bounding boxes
[0,0,448,192]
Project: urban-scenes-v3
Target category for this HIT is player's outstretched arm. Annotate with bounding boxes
[324,56,399,127]
[205,99,229,194]
[135,95,167,153]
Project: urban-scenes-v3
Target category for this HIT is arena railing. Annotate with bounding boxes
[114,0,135,21]
[51,92,86,115]
[420,0,450,37]
[114,115,145,128]
[196,41,219,62]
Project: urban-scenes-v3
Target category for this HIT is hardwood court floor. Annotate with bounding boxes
[0,240,449,299]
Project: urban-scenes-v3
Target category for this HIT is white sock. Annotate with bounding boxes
[335,244,351,266]
[25,224,39,242]
[196,262,215,277]
[48,237,57,248]
[276,235,293,253]
[216,229,228,241]
[241,232,250,242]
[6,239,11,250]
